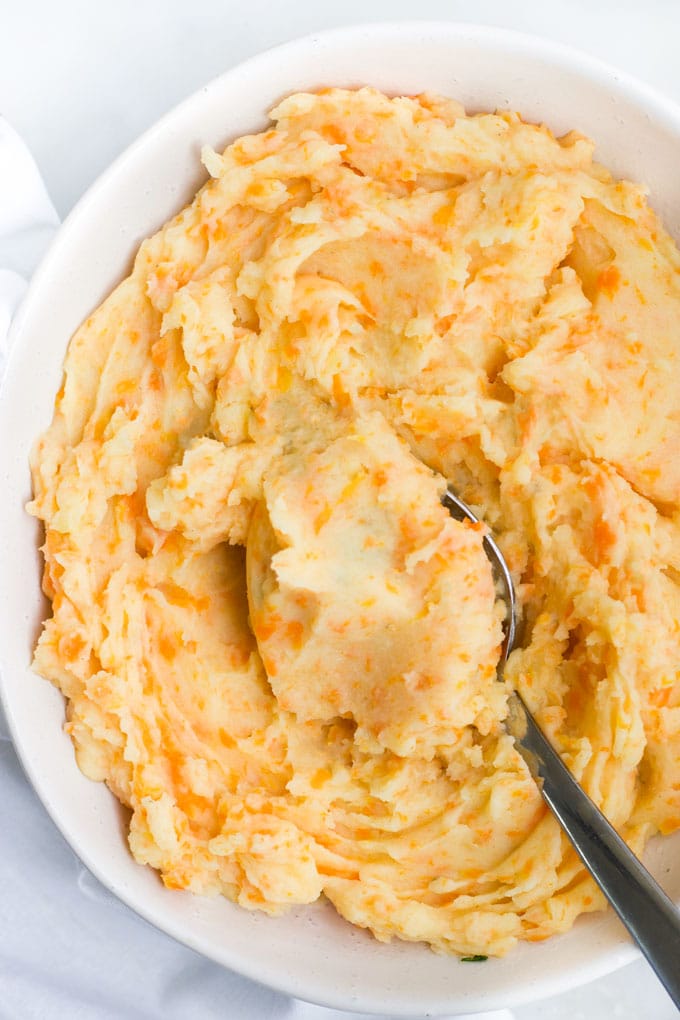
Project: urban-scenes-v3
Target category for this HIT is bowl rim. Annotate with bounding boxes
[3,20,680,1017]
[8,18,680,361]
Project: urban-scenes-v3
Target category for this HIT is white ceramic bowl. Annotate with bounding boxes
[2,22,680,1017]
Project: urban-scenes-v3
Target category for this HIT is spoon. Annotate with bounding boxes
[443,486,680,1008]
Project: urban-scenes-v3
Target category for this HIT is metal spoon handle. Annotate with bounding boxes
[511,692,680,1008]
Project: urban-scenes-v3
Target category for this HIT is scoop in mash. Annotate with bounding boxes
[247,411,506,759]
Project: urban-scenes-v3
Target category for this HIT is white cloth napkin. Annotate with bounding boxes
[0,117,59,375]
[0,118,514,1020]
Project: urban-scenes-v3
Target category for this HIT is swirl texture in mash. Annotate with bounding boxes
[29,88,680,957]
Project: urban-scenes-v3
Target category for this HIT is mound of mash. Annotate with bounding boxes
[29,89,680,956]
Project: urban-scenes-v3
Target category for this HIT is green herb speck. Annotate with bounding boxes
[460,954,488,963]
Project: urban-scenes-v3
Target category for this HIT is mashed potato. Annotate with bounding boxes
[29,88,680,957]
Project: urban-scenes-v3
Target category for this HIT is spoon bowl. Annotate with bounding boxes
[443,486,518,665]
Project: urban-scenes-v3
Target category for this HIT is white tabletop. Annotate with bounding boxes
[2,2,679,1018]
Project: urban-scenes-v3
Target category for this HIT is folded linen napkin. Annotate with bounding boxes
[0,117,59,370]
